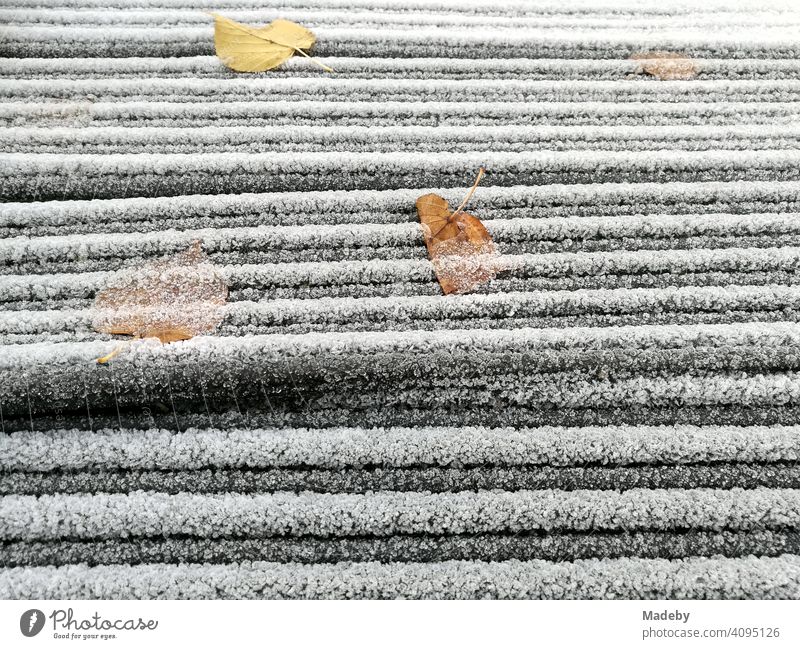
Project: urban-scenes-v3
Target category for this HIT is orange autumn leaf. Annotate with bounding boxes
[416,168,509,295]
[92,240,228,363]
[629,51,698,80]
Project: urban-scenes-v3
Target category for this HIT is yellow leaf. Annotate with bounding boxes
[210,13,333,73]
[258,19,316,50]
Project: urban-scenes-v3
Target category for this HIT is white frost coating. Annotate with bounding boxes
[7,78,800,103]
[3,180,799,228]
[6,20,800,40]
[5,285,800,337]
[4,321,800,368]
[5,20,800,49]
[2,425,798,471]
[6,150,800,176]
[4,0,800,604]
[2,555,799,599]
[4,246,800,300]
[2,488,798,541]
[7,124,800,145]
[7,6,800,31]
[5,213,800,266]
[4,101,800,129]
[9,128,800,155]
[4,0,797,11]
[209,284,800,323]
[5,57,800,82]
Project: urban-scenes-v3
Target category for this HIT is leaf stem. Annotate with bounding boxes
[451,167,485,218]
[96,339,135,364]
[292,47,335,72]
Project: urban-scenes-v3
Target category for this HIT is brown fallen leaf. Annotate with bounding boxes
[416,168,509,295]
[629,51,698,80]
[210,13,333,73]
[92,240,228,363]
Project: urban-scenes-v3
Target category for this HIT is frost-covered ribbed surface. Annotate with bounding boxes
[2,0,800,599]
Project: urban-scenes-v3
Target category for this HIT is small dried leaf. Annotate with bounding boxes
[629,51,698,80]
[416,169,509,295]
[92,241,228,362]
[210,13,332,72]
